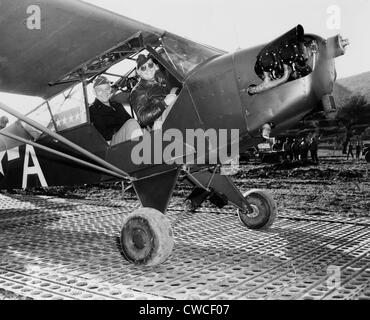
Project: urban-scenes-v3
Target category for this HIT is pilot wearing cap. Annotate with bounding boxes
[130,54,178,130]
[89,76,142,145]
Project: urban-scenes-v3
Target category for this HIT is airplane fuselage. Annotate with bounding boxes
[0,28,344,189]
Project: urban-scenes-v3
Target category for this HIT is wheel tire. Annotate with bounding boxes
[120,207,174,266]
[365,151,370,163]
[238,189,277,230]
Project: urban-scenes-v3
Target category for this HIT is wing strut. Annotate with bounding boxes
[0,101,131,180]
[0,130,127,180]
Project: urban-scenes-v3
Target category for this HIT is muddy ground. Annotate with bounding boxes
[14,149,370,219]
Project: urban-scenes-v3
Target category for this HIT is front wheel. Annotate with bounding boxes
[238,189,277,229]
[120,207,174,266]
[365,150,370,163]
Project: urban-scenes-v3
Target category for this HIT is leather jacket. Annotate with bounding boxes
[129,73,171,128]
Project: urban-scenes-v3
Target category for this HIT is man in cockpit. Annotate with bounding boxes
[130,54,178,131]
[89,76,142,145]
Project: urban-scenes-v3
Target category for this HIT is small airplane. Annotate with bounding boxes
[0,0,348,266]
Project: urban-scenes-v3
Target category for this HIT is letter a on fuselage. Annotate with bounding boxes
[22,145,48,189]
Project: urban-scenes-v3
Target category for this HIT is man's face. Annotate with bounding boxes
[94,83,112,104]
[137,59,157,81]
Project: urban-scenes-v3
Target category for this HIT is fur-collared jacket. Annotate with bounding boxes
[129,72,171,128]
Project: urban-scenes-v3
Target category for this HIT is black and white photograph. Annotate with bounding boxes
[0,0,369,307]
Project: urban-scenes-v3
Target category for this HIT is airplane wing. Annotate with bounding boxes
[0,0,164,99]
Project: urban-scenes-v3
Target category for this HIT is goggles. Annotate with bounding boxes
[140,62,154,72]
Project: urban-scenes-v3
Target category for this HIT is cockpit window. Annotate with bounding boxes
[24,83,87,138]
[160,33,224,77]
[47,83,87,132]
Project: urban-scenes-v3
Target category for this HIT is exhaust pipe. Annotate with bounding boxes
[248,64,291,95]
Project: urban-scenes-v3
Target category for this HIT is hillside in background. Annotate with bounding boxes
[337,71,370,103]
[332,82,352,108]
[334,71,370,140]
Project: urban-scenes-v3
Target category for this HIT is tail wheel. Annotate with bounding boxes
[238,189,277,229]
[120,207,174,266]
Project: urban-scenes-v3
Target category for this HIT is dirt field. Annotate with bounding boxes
[235,151,370,220]
[20,149,370,220]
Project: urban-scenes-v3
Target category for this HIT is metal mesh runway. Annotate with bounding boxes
[0,193,369,300]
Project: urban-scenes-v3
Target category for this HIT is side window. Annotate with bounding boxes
[23,102,53,139]
[48,83,87,131]
[22,84,88,139]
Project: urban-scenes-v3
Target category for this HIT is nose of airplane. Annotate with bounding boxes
[311,34,349,99]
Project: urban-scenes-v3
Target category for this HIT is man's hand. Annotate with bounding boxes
[164,93,177,107]
[170,87,179,95]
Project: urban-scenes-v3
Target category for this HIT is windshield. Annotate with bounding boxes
[160,33,224,77]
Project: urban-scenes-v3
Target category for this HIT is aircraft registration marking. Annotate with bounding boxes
[0,151,6,175]
[22,145,48,188]
[0,147,21,176]
[0,145,47,187]
[7,147,20,161]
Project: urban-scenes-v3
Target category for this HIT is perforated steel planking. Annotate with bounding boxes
[0,193,369,300]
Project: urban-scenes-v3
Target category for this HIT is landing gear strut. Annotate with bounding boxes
[183,170,277,230]
[120,207,174,266]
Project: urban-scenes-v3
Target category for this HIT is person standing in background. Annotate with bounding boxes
[309,137,319,164]
[355,141,362,160]
[347,141,354,160]
[0,116,9,129]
